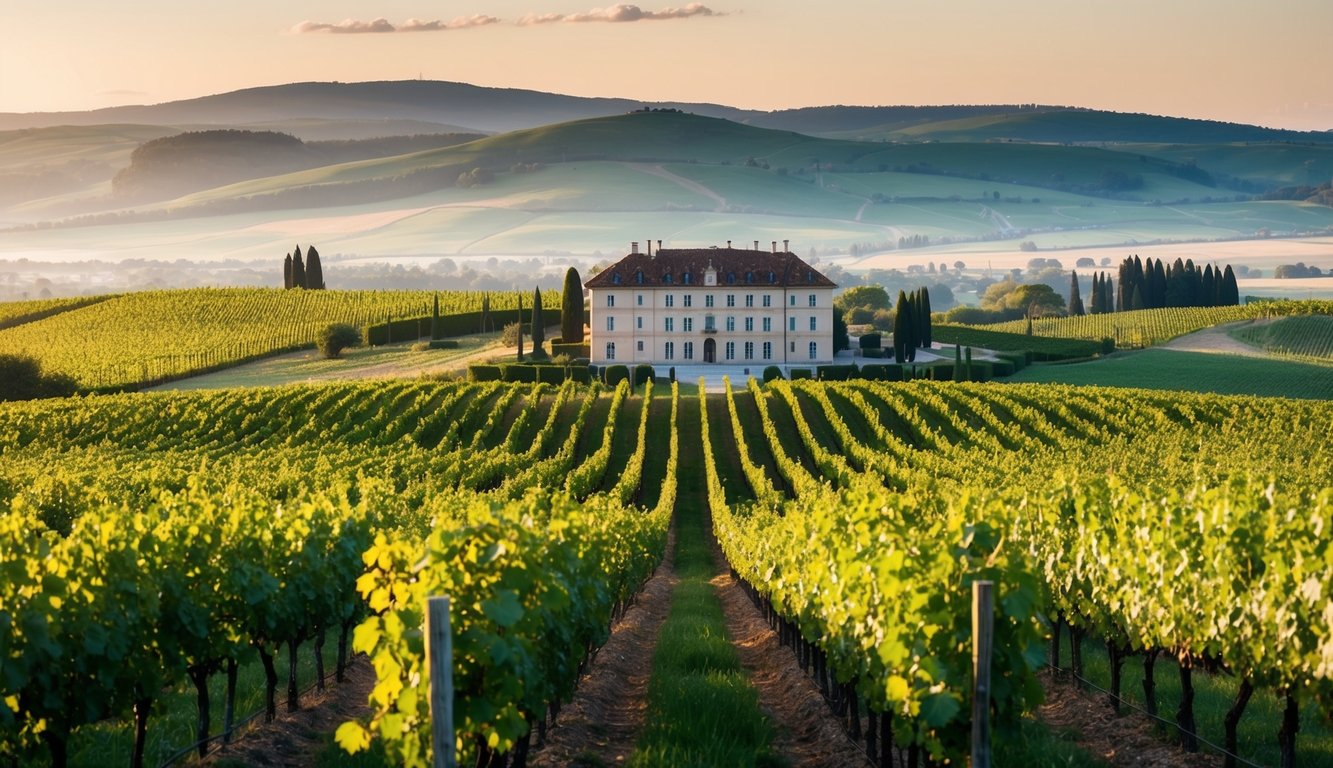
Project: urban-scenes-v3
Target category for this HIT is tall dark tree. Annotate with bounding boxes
[530,288,546,359]
[1221,265,1240,306]
[305,246,325,290]
[1202,264,1217,307]
[1102,273,1114,314]
[1069,271,1085,316]
[1130,285,1145,311]
[480,293,491,333]
[516,293,524,361]
[561,267,584,343]
[283,253,293,290]
[1152,258,1168,309]
[430,294,441,340]
[893,289,912,364]
[291,246,306,289]
[833,313,850,353]
[918,286,933,347]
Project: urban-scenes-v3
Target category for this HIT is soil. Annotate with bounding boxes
[1036,672,1219,768]
[201,656,375,767]
[527,529,678,768]
[709,535,876,768]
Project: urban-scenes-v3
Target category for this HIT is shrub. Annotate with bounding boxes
[0,354,77,401]
[817,364,858,381]
[859,332,882,349]
[535,365,567,384]
[604,365,630,387]
[633,364,655,388]
[317,323,361,359]
[501,322,522,347]
[468,364,503,382]
[429,339,459,350]
[790,368,813,380]
[501,364,537,383]
[551,342,590,359]
[881,364,906,382]
[568,366,592,384]
[762,365,784,383]
[861,348,884,359]
[859,364,888,381]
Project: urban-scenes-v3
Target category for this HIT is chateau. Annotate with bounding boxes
[585,241,836,367]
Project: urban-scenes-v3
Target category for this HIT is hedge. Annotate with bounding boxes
[932,324,1108,361]
[817,364,859,381]
[762,365,784,383]
[604,365,630,387]
[633,364,655,388]
[468,365,503,382]
[551,342,591,358]
[790,368,813,380]
[367,308,524,345]
[859,332,882,349]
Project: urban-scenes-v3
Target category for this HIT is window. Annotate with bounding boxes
[809,341,818,359]
[744,341,754,360]
[635,270,644,284]
[606,295,615,307]
[790,341,796,352]
[726,272,736,284]
[726,316,736,332]
[664,317,674,332]
[745,294,754,307]
[665,294,674,307]
[606,342,616,359]
[725,341,736,360]
[726,294,736,307]
[683,272,693,285]
[637,340,644,352]
[768,271,776,283]
[607,316,615,331]
[705,315,716,332]
[762,341,772,360]
[745,271,754,284]
[683,317,693,332]
[808,294,817,307]
[762,317,771,332]
[664,273,674,284]
[683,295,692,307]
[744,317,754,332]
[637,294,644,306]
[637,316,643,330]
[809,317,817,331]
[762,294,772,308]
[613,273,622,285]
[790,295,797,306]
[665,341,675,360]
[706,295,715,308]
[684,341,694,360]
[789,317,796,331]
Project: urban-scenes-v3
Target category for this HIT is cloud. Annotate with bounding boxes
[517,3,721,25]
[291,15,499,34]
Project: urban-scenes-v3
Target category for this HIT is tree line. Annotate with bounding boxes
[1077,255,1239,315]
[283,245,326,290]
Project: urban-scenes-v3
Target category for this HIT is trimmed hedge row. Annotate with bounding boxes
[932,324,1112,361]
[368,308,524,345]
[467,364,592,384]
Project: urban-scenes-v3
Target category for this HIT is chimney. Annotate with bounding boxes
[647,239,652,257]
[754,240,760,251]
[631,241,639,254]
[771,241,777,253]
[783,239,789,252]
[657,240,662,252]
[727,240,732,249]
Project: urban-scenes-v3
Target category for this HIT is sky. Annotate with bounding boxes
[2,0,1331,130]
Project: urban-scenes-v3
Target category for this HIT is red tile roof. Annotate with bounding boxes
[585,247,836,289]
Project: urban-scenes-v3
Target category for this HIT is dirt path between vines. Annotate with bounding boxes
[709,536,876,768]
[1037,672,1219,768]
[202,655,375,767]
[528,528,678,767]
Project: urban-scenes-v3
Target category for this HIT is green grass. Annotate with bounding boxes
[935,324,1110,360]
[1006,348,1333,399]
[629,396,779,768]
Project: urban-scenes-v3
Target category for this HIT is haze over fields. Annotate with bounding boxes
[2,0,1331,298]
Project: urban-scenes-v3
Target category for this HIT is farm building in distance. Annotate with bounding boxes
[585,241,836,367]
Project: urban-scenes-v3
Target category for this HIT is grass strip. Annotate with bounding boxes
[629,396,779,768]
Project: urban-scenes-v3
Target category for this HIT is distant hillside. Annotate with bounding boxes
[2,80,1329,145]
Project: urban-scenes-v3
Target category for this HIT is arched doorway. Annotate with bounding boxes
[703,337,716,363]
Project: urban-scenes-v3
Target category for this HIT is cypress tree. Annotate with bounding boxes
[516,293,524,361]
[1102,273,1114,314]
[1221,265,1240,306]
[561,267,584,344]
[893,290,910,364]
[481,293,491,333]
[430,294,440,340]
[953,344,964,381]
[1069,271,1085,316]
[283,253,293,290]
[530,288,546,359]
[1130,285,1145,311]
[292,247,306,289]
[904,292,918,362]
[965,346,973,382]
[1152,258,1168,308]
[306,246,325,290]
[918,286,933,348]
[1202,265,1217,307]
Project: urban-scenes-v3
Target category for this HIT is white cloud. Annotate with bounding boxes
[517,4,721,25]
[290,15,499,34]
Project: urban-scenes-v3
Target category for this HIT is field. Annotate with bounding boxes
[3,365,1332,767]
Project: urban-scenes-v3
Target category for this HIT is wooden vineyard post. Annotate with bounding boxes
[972,580,994,768]
[428,596,457,768]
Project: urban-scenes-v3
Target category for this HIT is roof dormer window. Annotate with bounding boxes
[612,273,622,285]
[726,272,736,284]
[768,271,776,283]
[635,270,645,285]
[664,273,674,284]
[683,271,693,285]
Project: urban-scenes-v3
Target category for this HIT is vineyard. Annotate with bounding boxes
[0,289,557,391]
[980,300,1333,347]
[1,377,1331,767]
[1230,314,1333,361]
